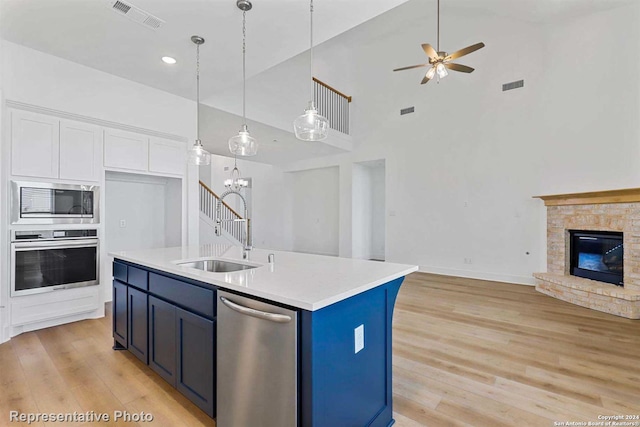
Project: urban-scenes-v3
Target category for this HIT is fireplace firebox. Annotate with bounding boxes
[569,230,623,286]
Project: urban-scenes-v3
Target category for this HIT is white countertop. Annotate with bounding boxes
[109,244,418,311]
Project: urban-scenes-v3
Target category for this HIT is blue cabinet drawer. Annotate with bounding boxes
[113,261,128,283]
[149,273,215,319]
[128,266,148,290]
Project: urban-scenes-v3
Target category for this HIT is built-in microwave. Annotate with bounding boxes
[11,181,100,224]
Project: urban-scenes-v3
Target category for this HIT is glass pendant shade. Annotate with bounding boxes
[188,140,211,165]
[436,62,448,78]
[228,124,258,157]
[229,2,258,157]
[188,35,211,166]
[294,0,329,141]
[293,101,329,141]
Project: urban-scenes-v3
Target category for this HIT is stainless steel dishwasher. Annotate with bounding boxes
[217,290,297,427]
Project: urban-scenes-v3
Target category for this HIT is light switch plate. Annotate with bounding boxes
[354,324,364,354]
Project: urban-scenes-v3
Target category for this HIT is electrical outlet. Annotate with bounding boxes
[464,258,472,265]
[119,219,126,228]
[354,324,364,354]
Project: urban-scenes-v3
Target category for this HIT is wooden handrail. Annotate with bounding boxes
[313,77,352,103]
[199,180,243,219]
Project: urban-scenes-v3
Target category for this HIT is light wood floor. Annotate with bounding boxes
[393,273,640,427]
[1,273,639,427]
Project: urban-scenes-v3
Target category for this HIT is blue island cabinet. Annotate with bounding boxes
[299,277,404,427]
[112,259,404,427]
[112,261,215,418]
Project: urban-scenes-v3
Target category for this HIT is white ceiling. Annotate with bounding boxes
[2,0,632,104]
[2,0,634,165]
[441,0,636,23]
[0,0,410,101]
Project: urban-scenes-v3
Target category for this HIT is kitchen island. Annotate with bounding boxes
[110,244,417,427]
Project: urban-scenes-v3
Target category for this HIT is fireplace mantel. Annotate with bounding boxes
[533,188,640,206]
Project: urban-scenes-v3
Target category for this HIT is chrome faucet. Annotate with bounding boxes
[215,190,252,259]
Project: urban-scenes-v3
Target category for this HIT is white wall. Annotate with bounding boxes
[352,163,373,259]
[165,178,183,247]
[370,163,386,260]
[291,166,340,256]
[352,161,386,260]
[2,41,195,138]
[278,2,640,285]
[105,176,169,252]
[537,6,640,193]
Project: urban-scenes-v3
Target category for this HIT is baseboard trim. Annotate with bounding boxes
[417,265,536,286]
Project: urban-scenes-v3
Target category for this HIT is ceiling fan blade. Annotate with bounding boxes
[421,43,439,60]
[445,42,485,61]
[420,75,431,85]
[393,64,429,72]
[445,63,475,73]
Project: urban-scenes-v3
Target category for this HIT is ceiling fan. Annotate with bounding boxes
[393,0,485,85]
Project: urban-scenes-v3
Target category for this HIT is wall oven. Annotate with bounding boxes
[11,229,99,297]
[11,181,100,224]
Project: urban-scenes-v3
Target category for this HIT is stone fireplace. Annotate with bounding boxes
[534,188,640,319]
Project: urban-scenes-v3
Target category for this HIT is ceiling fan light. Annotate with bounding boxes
[425,66,436,80]
[436,63,448,78]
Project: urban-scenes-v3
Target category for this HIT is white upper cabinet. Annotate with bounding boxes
[104,129,149,172]
[11,109,185,181]
[11,110,101,182]
[149,137,186,176]
[11,110,60,179]
[59,120,101,182]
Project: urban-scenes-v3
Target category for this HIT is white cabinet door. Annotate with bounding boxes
[149,137,186,176]
[59,120,101,182]
[11,110,60,179]
[104,129,148,172]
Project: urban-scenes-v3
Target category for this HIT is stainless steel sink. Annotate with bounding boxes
[177,259,257,273]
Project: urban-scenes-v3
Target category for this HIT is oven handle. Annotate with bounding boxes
[12,239,99,250]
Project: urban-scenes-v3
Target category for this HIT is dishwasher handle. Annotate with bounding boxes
[220,296,292,323]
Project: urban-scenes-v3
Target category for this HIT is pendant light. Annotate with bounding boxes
[293,0,329,141]
[224,156,249,191]
[228,0,258,157]
[188,35,212,166]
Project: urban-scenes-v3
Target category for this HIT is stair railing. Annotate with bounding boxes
[199,181,245,243]
[313,77,352,135]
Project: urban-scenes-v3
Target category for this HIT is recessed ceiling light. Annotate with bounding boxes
[162,56,177,65]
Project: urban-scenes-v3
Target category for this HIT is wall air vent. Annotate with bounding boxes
[502,80,524,92]
[109,0,165,30]
[400,107,415,115]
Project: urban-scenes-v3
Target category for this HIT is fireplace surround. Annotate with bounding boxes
[533,188,640,319]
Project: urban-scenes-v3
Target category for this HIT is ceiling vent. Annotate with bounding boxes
[502,80,524,92]
[109,0,165,30]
